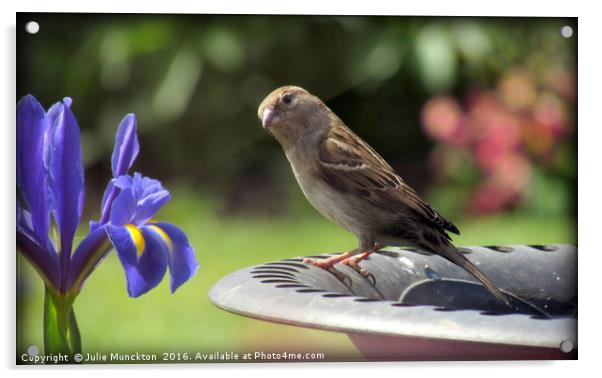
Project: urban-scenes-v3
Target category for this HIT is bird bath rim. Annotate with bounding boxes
[208,244,577,360]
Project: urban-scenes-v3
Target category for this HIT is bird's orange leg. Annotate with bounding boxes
[340,244,382,283]
[303,244,382,284]
[303,251,355,269]
[303,251,356,284]
[342,250,373,265]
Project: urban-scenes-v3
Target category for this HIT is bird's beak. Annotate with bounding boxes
[262,108,275,129]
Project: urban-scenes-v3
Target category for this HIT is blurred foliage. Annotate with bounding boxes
[422,63,575,215]
[17,14,576,359]
[17,14,576,219]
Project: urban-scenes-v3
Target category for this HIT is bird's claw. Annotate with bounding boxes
[349,264,376,285]
[359,268,376,285]
[302,257,319,265]
[341,259,376,285]
[326,266,352,286]
[303,257,353,287]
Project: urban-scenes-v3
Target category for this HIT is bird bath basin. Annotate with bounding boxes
[209,244,577,360]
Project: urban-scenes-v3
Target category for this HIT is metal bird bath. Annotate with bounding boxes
[209,244,577,360]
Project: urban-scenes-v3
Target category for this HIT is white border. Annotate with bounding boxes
[2,0,600,376]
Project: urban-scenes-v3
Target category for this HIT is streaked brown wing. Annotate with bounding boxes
[317,123,459,235]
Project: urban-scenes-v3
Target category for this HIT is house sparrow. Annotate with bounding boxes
[258,85,509,305]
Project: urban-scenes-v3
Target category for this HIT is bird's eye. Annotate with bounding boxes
[282,93,293,105]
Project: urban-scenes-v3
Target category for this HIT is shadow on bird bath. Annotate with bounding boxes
[209,244,577,361]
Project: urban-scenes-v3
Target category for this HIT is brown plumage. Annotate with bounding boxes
[258,85,509,305]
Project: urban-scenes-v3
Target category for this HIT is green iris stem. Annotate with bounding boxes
[43,286,81,360]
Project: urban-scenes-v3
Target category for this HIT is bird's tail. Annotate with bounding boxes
[424,241,510,306]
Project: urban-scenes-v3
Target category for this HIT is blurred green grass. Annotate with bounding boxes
[16,186,576,360]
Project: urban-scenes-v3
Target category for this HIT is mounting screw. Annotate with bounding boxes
[561,25,573,38]
[560,340,574,353]
[26,344,39,356]
[25,21,39,34]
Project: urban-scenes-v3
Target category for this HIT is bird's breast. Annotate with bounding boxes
[285,146,364,235]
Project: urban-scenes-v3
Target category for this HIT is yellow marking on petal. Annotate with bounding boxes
[148,225,173,253]
[125,224,145,257]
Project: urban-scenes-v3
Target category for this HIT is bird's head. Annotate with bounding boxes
[257,85,331,148]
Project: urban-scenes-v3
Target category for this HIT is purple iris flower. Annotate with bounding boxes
[96,172,199,297]
[16,94,199,299]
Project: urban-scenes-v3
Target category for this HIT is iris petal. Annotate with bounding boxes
[113,175,134,190]
[46,99,84,260]
[17,203,55,253]
[106,225,169,297]
[17,202,33,230]
[17,226,60,289]
[91,179,120,230]
[109,186,136,226]
[17,204,60,288]
[137,175,161,195]
[101,173,171,228]
[151,223,199,293]
[111,114,140,178]
[100,180,115,218]
[16,95,51,244]
[133,190,171,225]
[66,227,109,291]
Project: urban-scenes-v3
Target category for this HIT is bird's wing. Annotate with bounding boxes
[317,123,459,235]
